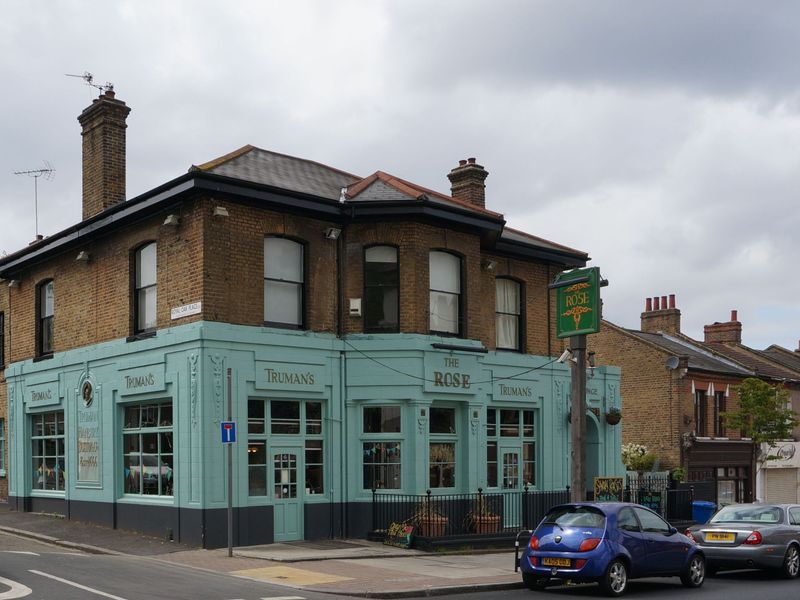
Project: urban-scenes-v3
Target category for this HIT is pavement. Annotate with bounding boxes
[0,503,524,598]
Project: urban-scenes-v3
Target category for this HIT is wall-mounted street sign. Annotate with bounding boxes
[220,421,236,444]
[553,267,602,339]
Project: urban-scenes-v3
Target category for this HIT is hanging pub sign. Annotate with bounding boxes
[553,267,602,339]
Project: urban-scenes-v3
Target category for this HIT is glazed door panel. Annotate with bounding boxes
[271,446,303,541]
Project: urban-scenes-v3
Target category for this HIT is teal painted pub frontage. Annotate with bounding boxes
[6,321,622,547]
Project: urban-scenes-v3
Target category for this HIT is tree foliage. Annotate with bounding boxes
[722,378,798,453]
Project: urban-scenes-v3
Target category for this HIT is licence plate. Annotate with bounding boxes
[706,532,735,542]
[542,557,572,567]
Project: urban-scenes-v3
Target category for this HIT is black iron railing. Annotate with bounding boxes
[371,486,570,538]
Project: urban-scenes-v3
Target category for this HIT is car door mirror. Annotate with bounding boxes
[668,526,678,535]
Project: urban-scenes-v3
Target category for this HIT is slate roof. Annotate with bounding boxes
[501,227,588,260]
[705,342,800,382]
[194,145,361,201]
[611,327,753,376]
[762,345,800,373]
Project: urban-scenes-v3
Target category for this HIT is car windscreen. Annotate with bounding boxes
[710,505,783,524]
[542,506,606,529]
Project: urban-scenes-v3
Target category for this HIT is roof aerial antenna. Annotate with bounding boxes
[65,71,114,100]
[13,161,55,240]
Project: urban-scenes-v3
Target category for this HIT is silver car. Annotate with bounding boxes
[686,503,800,578]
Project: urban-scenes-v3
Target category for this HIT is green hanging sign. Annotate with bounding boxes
[554,267,601,338]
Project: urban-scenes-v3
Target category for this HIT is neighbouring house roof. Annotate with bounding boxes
[704,342,800,382]
[603,323,753,377]
[762,345,800,373]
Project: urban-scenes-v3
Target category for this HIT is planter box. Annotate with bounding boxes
[418,517,448,537]
[472,515,501,534]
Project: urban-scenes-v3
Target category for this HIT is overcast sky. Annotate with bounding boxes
[2,1,799,351]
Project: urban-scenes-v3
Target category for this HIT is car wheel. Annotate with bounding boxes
[522,572,549,591]
[680,554,705,588]
[600,559,628,597]
[781,545,800,579]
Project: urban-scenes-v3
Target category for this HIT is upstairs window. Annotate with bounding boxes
[364,246,399,333]
[264,237,304,327]
[714,391,726,437]
[37,280,54,356]
[429,251,461,335]
[496,278,521,350]
[694,390,707,436]
[135,243,157,333]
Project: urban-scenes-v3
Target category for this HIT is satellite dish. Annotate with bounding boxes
[665,356,680,370]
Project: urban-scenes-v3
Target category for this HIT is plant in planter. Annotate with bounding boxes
[411,495,448,537]
[670,467,686,483]
[605,406,622,425]
[465,490,501,534]
[621,442,657,474]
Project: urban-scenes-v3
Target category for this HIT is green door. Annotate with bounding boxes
[500,447,522,528]
[271,446,303,541]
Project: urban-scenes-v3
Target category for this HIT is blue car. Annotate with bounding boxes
[519,502,705,596]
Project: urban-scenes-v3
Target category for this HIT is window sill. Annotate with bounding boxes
[127,331,157,343]
[33,353,54,363]
[118,494,174,505]
[263,321,305,331]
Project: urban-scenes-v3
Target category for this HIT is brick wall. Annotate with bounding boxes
[6,201,204,362]
[5,197,565,360]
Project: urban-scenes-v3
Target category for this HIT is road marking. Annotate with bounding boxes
[0,576,32,599]
[260,597,306,600]
[28,570,128,600]
[233,565,352,586]
[1,551,39,556]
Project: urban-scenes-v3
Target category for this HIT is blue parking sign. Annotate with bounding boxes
[221,421,236,444]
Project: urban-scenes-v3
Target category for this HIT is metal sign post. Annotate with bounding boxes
[223,369,235,557]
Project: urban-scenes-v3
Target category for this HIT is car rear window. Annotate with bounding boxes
[543,506,606,528]
[710,505,782,524]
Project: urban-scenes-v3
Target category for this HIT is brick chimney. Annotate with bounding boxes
[640,293,681,334]
[77,89,131,220]
[447,157,488,209]
[704,310,742,344]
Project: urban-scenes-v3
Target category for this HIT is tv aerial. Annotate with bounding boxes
[65,71,114,98]
[13,161,55,239]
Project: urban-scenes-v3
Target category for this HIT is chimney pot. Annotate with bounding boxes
[661,295,668,309]
[467,157,476,164]
[646,298,652,312]
[669,294,675,309]
[731,310,738,322]
[459,159,467,166]
[653,296,660,310]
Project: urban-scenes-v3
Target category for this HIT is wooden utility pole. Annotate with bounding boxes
[570,335,587,502]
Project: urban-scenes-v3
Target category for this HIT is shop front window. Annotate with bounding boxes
[31,411,65,491]
[123,402,173,496]
[430,406,457,488]
[363,441,401,489]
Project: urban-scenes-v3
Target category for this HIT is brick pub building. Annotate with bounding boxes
[0,91,622,546]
